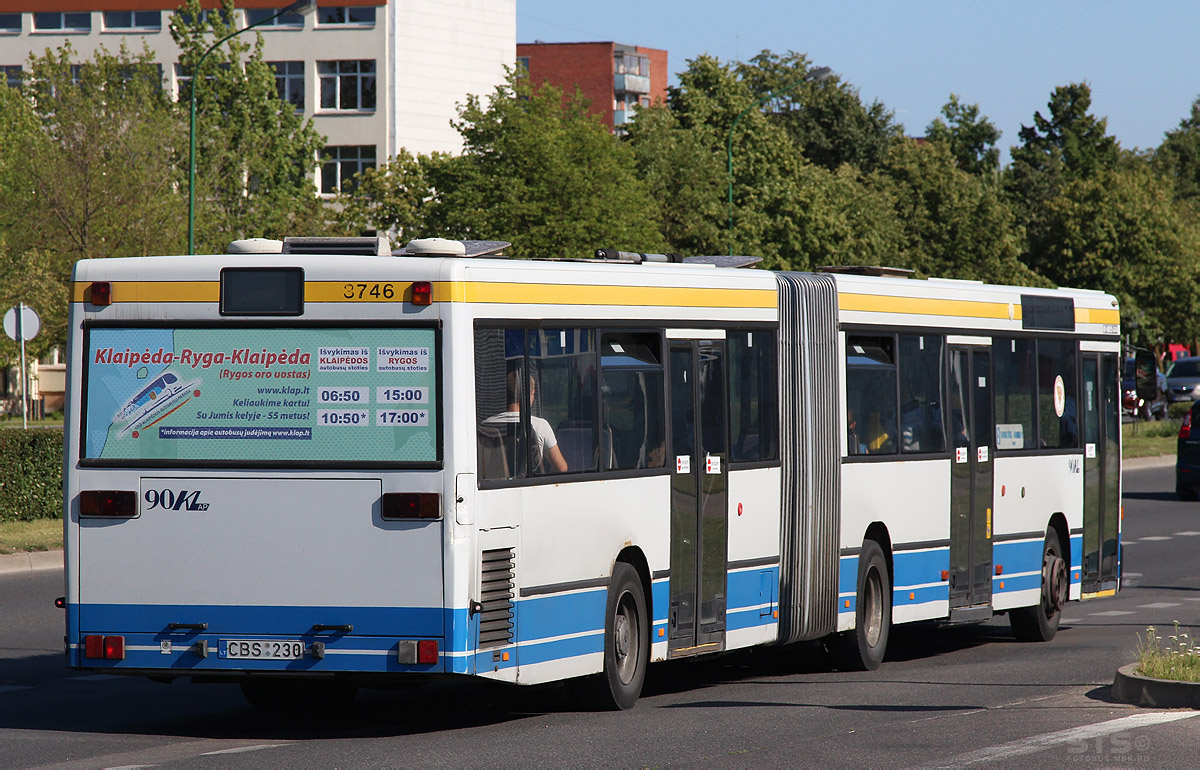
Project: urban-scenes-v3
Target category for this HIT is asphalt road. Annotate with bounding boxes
[2,464,1199,768]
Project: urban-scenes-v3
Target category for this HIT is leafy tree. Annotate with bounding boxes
[1154,96,1200,202]
[925,94,1001,177]
[0,44,184,261]
[171,0,327,251]
[736,50,902,174]
[0,244,70,362]
[870,140,1040,285]
[332,150,447,241]
[1035,166,1200,344]
[416,70,665,258]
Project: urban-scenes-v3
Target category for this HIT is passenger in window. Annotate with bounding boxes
[482,370,569,474]
[900,392,943,452]
[847,409,868,455]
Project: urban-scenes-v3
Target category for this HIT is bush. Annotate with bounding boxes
[1169,401,1193,420]
[0,428,63,522]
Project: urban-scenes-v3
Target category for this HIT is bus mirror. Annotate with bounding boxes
[1134,349,1158,400]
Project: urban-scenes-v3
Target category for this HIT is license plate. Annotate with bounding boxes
[220,639,306,660]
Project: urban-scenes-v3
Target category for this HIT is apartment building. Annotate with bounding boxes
[516,41,667,131]
[0,1,516,192]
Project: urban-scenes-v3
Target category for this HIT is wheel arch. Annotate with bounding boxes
[1047,511,1070,570]
[615,546,652,624]
[863,521,894,587]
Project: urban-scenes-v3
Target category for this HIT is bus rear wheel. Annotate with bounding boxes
[832,539,891,671]
[572,562,648,710]
[1009,529,1067,642]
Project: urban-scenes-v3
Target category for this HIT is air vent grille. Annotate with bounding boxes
[478,547,515,647]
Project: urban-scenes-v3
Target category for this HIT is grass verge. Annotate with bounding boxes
[1122,419,1178,459]
[1136,622,1200,682]
[0,518,62,555]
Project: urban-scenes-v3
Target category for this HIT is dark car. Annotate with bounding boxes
[1123,358,1167,420]
[1165,356,1200,403]
[1177,401,1200,499]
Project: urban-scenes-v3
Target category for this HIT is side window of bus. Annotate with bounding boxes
[1038,338,1079,449]
[994,338,1036,451]
[846,336,898,456]
[528,328,597,475]
[898,334,945,454]
[475,327,526,480]
[601,332,666,470]
[729,329,778,462]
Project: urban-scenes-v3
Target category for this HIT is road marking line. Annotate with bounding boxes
[1089,610,1136,616]
[0,685,31,694]
[1121,541,1136,547]
[932,711,1200,767]
[1123,572,1144,577]
[69,674,122,682]
[1175,531,1200,536]
[200,744,287,756]
[1140,602,1182,609]
[1139,536,1172,541]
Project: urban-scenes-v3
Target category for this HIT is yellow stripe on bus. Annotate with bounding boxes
[841,292,1121,326]
[73,280,778,309]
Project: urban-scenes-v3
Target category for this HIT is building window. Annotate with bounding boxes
[0,14,20,34]
[321,145,375,193]
[269,61,304,111]
[34,12,91,32]
[103,11,162,31]
[245,8,304,27]
[317,6,376,26]
[515,56,529,72]
[2,66,21,89]
[318,60,375,111]
[614,53,649,77]
[174,62,229,102]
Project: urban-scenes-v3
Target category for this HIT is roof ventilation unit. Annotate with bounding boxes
[397,239,511,257]
[281,236,391,256]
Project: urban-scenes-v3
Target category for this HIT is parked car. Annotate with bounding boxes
[1165,356,1200,403]
[1177,401,1200,500]
[1123,357,1167,420]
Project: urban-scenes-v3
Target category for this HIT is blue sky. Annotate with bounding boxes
[517,0,1198,164]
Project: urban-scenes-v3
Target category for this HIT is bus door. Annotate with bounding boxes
[948,345,994,617]
[668,338,728,655]
[1082,353,1120,593]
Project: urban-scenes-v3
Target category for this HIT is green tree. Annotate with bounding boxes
[418,70,664,258]
[1154,96,1200,202]
[171,0,327,252]
[736,50,902,174]
[0,244,70,362]
[870,140,1040,284]
[925,94,1001,177]
[331,150,447,242]
[0,44,184,261]
[1035,166,1200,344]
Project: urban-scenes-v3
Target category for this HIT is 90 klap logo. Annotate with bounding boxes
[144,488,210,511]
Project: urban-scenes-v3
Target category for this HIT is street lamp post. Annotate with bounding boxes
[725,66,832,255]
[187,0,316,254]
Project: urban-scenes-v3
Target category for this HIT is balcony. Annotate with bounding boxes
[613,73,650,94]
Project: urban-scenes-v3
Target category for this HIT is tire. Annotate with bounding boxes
[1178,485,1198,502]
[832,539,891,671]
[572,562,649,710]
[240,679,358,709]
[1009,529,1068,642]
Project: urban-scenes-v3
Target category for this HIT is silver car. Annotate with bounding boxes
[1166,356,1200,402]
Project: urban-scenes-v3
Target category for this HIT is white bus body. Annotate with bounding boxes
[63,240,1123,707]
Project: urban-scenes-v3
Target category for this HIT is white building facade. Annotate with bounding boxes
[0,1,516,192]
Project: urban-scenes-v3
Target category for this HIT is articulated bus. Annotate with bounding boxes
[63,237,1125,709]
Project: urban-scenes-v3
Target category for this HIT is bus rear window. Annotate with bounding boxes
[82,326,438,465]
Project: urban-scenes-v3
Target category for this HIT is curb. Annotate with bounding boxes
[0,549,63,575]
[1112,663,1200,709]
[1123,454,1175,471]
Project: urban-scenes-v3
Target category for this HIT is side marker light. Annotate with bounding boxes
[89,282,112,306]
[411,281,432,306]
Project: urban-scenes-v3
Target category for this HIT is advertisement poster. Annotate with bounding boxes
[84,327,437,463]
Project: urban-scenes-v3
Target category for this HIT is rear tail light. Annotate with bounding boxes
[382,492,440,520]
[83,635,125,660]
[80,490,137,517]
[1181,412,1193,439]
[417,639,439,665]
[410,281,432,306]
[89,281,112,306]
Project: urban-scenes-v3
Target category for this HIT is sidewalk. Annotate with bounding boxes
[0,549,62,575]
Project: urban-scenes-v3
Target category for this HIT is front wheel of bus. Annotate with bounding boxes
[1010,529,1067,642]
[833,539,891,671]
[573,562,648,710]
